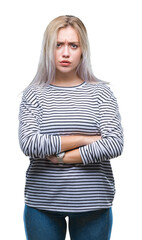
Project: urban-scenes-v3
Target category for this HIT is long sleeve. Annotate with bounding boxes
[21,82,120,212]
[18,87,61,158]
[79,85,124,164]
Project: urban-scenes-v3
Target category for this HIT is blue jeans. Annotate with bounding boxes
[24,205,113,240]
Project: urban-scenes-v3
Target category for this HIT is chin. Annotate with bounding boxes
[57,67,75,74]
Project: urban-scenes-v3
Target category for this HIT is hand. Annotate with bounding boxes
[46,155,58,163]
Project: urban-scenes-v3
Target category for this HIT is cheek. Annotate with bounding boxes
[54,50,57,58]
[54,51,59,64]
[54,51,56,62]
[75,51,82,64]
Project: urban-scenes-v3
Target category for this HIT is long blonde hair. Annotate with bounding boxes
[30,15,101,86]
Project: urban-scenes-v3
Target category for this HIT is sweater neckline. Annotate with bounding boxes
[49,81,87,90]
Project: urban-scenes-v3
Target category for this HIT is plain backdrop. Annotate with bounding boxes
[0,0,142,239]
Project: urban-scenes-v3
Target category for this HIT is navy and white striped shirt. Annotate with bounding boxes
[19,82,123,212]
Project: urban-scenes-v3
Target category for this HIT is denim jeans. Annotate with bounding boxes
[24,204,113,240]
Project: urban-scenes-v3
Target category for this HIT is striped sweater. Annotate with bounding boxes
[19,82,123,212]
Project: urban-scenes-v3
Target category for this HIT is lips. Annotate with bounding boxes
[60,60,71,66]
[60,60,71,63]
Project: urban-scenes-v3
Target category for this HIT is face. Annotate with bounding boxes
[54,26,82,75]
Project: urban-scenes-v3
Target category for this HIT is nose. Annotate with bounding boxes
[62,45,70,58]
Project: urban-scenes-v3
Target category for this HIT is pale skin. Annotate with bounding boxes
[47,26,101,164]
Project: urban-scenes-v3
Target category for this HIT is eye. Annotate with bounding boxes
[56,43,62,48]
[70,43,78,49]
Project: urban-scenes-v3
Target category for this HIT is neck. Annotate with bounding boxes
[53,71,84,87]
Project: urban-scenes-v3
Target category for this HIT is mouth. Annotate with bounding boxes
[59,60,71,66]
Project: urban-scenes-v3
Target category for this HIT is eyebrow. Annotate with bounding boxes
[57,41,80,44]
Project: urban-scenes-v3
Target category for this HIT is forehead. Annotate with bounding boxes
[57,26,79,42]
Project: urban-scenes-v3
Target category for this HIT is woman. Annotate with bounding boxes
[19,15,123,240]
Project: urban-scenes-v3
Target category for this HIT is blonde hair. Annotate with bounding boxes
[30,15,101,86]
